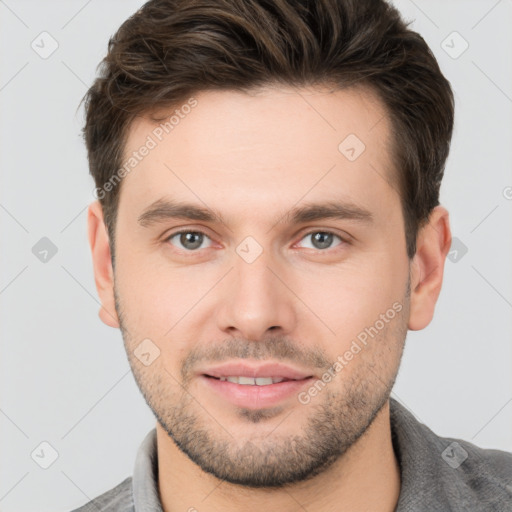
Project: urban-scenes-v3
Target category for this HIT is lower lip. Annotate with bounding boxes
[200,375,314,409]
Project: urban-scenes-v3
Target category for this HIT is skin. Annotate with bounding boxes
[88,85,451,512]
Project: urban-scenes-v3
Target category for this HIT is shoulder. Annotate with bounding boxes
[390,398,512,511]
[69,476,134,512]
[445,436,512,506]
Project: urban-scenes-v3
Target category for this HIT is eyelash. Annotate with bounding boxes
[164,229,348,253]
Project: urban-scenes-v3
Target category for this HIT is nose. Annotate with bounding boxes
[215,246,298,342]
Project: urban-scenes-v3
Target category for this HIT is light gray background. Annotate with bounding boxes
[1,1,511,511]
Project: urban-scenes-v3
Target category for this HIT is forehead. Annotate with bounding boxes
[118,85,398,225]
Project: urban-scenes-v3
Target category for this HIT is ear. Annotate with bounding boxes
[408,205,452,331]
[87,201,120,328]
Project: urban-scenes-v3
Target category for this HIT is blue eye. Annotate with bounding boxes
[166,230,213,251]
[297,231,344,250]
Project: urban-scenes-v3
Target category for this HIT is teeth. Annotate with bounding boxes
[217,376,288,385]
[255,377,273,385]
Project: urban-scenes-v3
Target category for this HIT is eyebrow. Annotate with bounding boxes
[137,198,374,228]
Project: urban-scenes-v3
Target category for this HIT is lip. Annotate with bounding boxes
[198,361,314,380]
[200,374,314,409]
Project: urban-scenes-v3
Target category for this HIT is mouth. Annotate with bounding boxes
[202,375,308,385]
[198,364,315,409]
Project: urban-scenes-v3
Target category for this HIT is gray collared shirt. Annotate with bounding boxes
[70,397,512,511]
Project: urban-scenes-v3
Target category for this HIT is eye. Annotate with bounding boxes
[164,229,347,253]
[166,230,213,251]
[296,230,345,251]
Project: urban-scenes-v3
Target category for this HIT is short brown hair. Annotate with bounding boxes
[81,0,454,260]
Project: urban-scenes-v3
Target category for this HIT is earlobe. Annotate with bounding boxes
[408,206,452,331]
[87,201,120,328]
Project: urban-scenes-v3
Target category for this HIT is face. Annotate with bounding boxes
[101,85,414,487]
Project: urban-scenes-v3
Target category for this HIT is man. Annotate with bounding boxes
[74,0,512,510]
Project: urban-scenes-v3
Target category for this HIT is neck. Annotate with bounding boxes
[156,400,400,512]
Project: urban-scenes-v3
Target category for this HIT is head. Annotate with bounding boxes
[85,0,453,488]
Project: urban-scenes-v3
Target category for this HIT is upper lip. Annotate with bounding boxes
[199,361,314,380]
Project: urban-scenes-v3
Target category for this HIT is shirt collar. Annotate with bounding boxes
[389,396,457,510]
[132,427,163,511]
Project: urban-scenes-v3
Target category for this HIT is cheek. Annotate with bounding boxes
[114,245,215,340]
[295,259,403,334]
[299,251,405,329]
